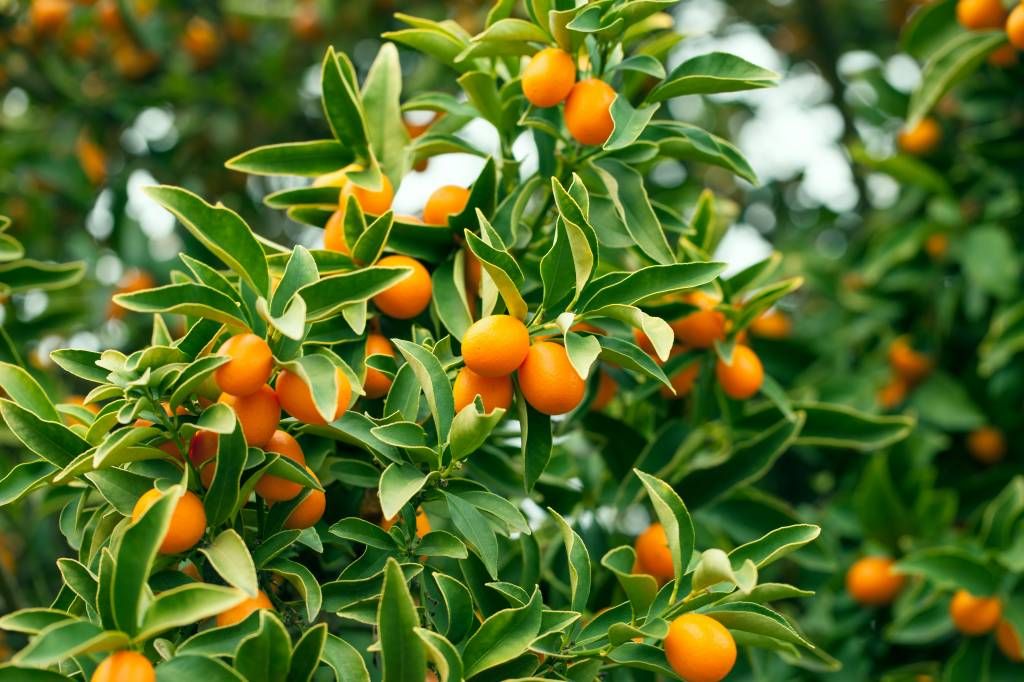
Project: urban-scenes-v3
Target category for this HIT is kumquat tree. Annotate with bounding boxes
[0,0,1022,681]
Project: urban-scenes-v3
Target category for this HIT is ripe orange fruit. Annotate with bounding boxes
[461,315,530,377]
[30,0,72,34]
[215,333,274,397]
[180,560,202,582]
[967,426,1006,464]
[381,506,431,537]
[423,185,470,226]
[323,210,350,254]
[372,255,433,319]
[715,345,764,400]
[590,370,617,411]
[364,334,396,399]
[672,292,726,348]
[521,47,576,107]
[997,620,1023,662]
[877,376,908,409]
[898,118,942,155]
[188,430,218,469]
[344,174,394,217]
[219,385,280,448]
[453,367,513,412]
[181,16,220,68]
[285,467,326,529]
[255,430,306,502]
[112,40,158,80]
[564,78,616,146]
[663,613,737,682]
[276,367,350,426]
[1008,4,1024,49]
[846,556,905,605]
[988,43,1018,67]
[76,134,106,186]
[291,0,322,41]
[661,359,700,400]
[749,309,792,339]
[91,651,155,682]
[131,489,206,555]
[950,590,1002,635]
[464,249,482,299]
[634,522,674,582]
[517,341,586,415]
[216,590,273,628]
[956,0,1006,29]
[633,328,658,357]
[108,268,155,319]
[888,336,931,384]
[924,233,949,260]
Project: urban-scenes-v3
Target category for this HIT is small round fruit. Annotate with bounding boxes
[461,315,530,377]
[255,430,306,502]
[898,118,942,156]
[323,210,349,254]
[590,370,617,411]
[877,376,908,409]
[750,309,792,339]
[423,185,470,226]
[956,0,1006,29]
[564,78,616,146]
[521,47,576,107]
[373,255,432,319]
[671,292,726,348]
[715,345,764,400]
[517,342,586,415]
[997,620,1023,662]
[188,430,218,469]
[216,590,273,628]
[453,367,513,413]
[284,467,326,530]
[950,590,1002,636]
[381,506,431,538]
[214,333,273,397]
[1009,4,1024,49]
[888,336,931,384]
[634,522,674,582]
[344,174,394,216]
[364,334,396,399]
[663,613,737,682]
[276,368,350,426]
[846,556,905,606]
[131,489,207,555]
[91,651,155,682]
[968,426,1006,465]
[219,385,280,448]
[30,0,72,34]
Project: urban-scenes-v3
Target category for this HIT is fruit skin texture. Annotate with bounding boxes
[255,430,306,502]
[672,292,726,348]
[715,345,764,400]
[344,174,394,216]
[522,47,576,107]
[634,522,674,582]
[997,620,1023,662]
[373,255,433,319]
[453,367,513,413]
[364,334,396,399]
[967,426,1006,464]
[215,333,274,397]
[381,507,431,537]
[663,613,737,682]
[91,650,155,682]
[564,78,616,146]
[276,368,350,426]
[323,210,349,254]
[1009,5,1024,50]
[461,315,530,377]
[131,489,207,555]
[423,185,470,226]
[517,341,586,415]
[750,309,791,339]
[846,556,905,605]
[30,0,72,34]
[888,336,932,384]
[216,590,273,628]
[898,118,942,155]
[284,467,326,530]
[956,0,1006,29]
[219,385,280,448]
[950,590,1002,635]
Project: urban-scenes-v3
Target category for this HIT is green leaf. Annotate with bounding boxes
[417,531,469,559]
[139,584,247,641]
[581,262,725,312]
[605,96,660,151]
[909,373,985,432]
[591,158,674,264]
[199,530,259,597]
[907,30,1005,126]
[461,589,543,677]
[378,558,427,682]
[962,225,1020,300]
[266,558,323,623]
[602,547,659,616]
[728,525,821,569]
[652,121,759,185]
[361,43,409,185]
[634,470,695,586]
[0,259,85,293]
[0,363,59,421]
[0,460,56,506]
[443,490,500,579]
[378,463,429,521]
[896,548,999,595]
[0,609,74,635]
[549,510,591,613]
[322,633,371,682]
[156,655,245,682]
[647,52,778,101]
[12,620,129,667]
[519,400,552,494]
[234,611,293,682]
[113,283,247,329]
[299,267,413,321]
[287,624,328,682]
[0,399,90,467]
[706,602,813,649]
[330,517,400,550]
[322,47,372,161]
[414,628,464,682]
[225,141,354,176]
[393,339,456,443]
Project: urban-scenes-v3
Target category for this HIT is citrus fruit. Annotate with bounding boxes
[372,255,432,319]
[214,333,274,397]
[672,292,726,348]
[453,367,513,412]
[344,174,394,216]
[522,47,576,107]
[715,345,764,400]
[898,118,942,155]
[131,489,206,555]
[254,430,306,502]
[846,556,905,605]
[950,590,1002,635]
[1009,4,1024,49]
[323,210,350,254]
[967,426,1006,464]
[461,314,530,377]
[517,341,586,415]
[216,590,273,627]
[284,467,326,530]
[997,620,1023,662]
[663,613,737,682]
[956,0,1006,29]
[219,385,280,448]
[423,185,470,226]
[564,78,616,146]
[634,522,674,582]
[91,651,155,682]
[276,367,350,426]
[364,334,396,399]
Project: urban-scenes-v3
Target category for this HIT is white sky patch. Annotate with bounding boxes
[714,223,774,277]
